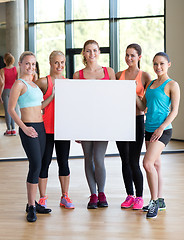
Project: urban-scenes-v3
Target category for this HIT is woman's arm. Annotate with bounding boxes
[136,94,146,111]
[8,81,38,138]
[150,81,180,142]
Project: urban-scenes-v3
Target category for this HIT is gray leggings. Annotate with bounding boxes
[81,141,108,195]
[2,89,15,130]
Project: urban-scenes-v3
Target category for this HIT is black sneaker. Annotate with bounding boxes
[158,198,166,211]
[146,200,159,219]
[26,201,52,214]
[27,205,37,222]
[143,198,166,212]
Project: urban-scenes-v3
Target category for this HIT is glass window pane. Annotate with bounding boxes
[119,18,164,78]
[36,23,65,77]
[73,0,109,20]
[74,54,110,73]
[34,0,64,22]
[74,21,109,48]
[119,0,164,18]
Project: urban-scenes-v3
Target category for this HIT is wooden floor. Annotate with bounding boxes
[0,118,184,239]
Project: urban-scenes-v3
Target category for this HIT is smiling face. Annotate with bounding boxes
[83,43,100,64]
[153,55,171,77]
[125,48,141,67]
[50,54,65,74]
[19,55,36,76]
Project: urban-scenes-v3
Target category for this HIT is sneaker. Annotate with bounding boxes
[26,205,37,222]
[132,197,144,210]
[11,129,16,136]
[87,194,98,209]
[60,193,75,209]
[38,195,48,208]
[4,130,11,136]
[143,198,166,212]
[121,195,135,208]
[158,198,166,211]
[146,200,159,219]
[97,192,108,208]
[26,201,52,214]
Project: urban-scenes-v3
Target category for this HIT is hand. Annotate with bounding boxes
[24,126,38,138]
[52,84,55,97]
[150,128,163,142]
[0,96,3,104]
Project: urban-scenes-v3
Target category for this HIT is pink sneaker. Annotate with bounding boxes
[121,195,135,208]
[132,197,144,210]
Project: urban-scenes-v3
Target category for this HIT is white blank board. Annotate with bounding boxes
[55,80,136,141]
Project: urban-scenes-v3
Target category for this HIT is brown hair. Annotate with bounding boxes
[19,51,36,63]
[81,40,100,66]
[4,53,15,66]
[126,43,142,69]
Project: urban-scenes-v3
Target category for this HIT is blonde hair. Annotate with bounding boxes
[81,40,100,66]
[49,50,65,63]
[19,51,36,63]
[4,52,15,66]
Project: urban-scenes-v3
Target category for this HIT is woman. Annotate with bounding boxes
[8,51,52,222]
[0,53,18,136]
[136,52,180,218]
[116,43,151,210]
[36,51,74,209]
[73,40,116,209]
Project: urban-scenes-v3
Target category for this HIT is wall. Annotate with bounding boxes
[166,0,184,140]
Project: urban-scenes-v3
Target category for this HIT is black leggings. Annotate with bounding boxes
[19,122,46,184]
[39,134,70,178]
[116,115,144,197]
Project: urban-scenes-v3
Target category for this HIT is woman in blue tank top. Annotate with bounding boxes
[8,51,53,222]
[136,52,180,219]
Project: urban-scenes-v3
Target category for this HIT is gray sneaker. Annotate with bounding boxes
[146,200,159,219]
[143,198,166,212]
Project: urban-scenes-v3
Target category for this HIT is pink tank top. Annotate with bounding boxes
[79,67,110,80]
[119,70,144,97]
[4,67,17,89]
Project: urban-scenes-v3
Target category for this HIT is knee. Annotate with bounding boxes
[143,159,153,173]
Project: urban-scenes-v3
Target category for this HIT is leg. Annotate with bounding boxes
[143,141,165,200]
[2,89,11,130]
[39,134,54,198]
[116,141,134,195]
[55,140,70,195]
[129,115,144,197]
[81,141,96,195]
[93,141,108,193]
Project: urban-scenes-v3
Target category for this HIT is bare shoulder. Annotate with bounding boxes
[116,71,123,80]
[106,67,116,80]
[35,76,47,90]
[73,71,80,79]
[168,79,180,90]
[142,71,151,84]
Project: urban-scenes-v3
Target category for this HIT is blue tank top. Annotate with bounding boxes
[18,79,43,109]
[145,79,172,132]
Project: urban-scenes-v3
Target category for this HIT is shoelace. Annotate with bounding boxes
[135,197,142,204]
[39,196,48,205]
[148,201,156,213]
[125,196,133,202]
[63,193,72,203]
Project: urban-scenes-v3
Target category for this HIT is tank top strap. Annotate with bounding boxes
[135,70,142,82]
[79,69,84,79]
[119,70,126,80]
[47,75,53,87]
[160,79,172,90]
[102,67,110,79]
[19,78,30,88]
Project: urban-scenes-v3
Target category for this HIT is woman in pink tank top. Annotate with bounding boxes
[0,53,18,136]
[116,43,151,210]
[73,40,116,209]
